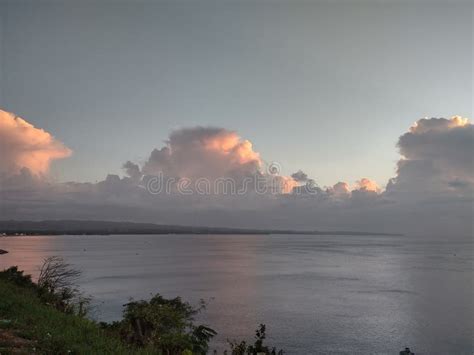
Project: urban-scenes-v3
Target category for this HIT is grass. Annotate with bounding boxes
[0,267,282,355]
[0,278,153,355]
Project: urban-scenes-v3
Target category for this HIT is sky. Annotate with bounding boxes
[0,0,472,236]
[0,0,471,187]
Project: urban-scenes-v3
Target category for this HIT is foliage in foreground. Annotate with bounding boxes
[102,294,217,354]
[0,256,91,317]
[37,256,91,316]
[0,259,283,354]
[227,324,283,355]
[0,272,149,354]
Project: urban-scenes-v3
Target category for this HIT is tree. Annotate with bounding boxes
[119,293,217,354]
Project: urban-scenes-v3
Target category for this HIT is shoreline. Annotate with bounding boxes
[0,220,404,237]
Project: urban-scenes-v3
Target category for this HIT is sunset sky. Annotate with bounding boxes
[0,0,472,236]
[1,4,472,355]
[1,0,471,186]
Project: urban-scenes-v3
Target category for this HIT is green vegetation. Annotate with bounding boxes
[102,295,216,354]
[228,324,283,355]
[0,260,284,355]
[0,267,149,354]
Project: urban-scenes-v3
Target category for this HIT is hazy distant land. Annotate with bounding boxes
[0,220,403,237]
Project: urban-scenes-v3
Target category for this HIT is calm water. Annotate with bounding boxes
[0,234,472,354]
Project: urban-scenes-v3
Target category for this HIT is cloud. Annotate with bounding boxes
[137,126,302,194]
[122,161,142,181]
[325,179,380,197]
[0,109,71,178]
[386,116,473,198]
[355,178,380,193]
[328,181,351,197]
[291,170,309,182]
[407,116,469,134]
[0,112,472,237]
[142,127,261,181]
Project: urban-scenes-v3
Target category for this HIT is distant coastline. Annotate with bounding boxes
[0,220,403,237]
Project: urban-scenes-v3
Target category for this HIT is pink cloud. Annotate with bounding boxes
[0,109,72,177]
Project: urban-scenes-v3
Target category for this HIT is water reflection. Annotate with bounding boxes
[0,236,58,279]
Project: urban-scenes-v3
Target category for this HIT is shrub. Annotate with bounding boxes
[0,266,36,289]
[118,293,217,354]
[228,324,283,355]
[37,256,91,316]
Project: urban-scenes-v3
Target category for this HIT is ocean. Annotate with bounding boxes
[1,234,472,354]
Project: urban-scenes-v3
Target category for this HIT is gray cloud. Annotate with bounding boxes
[122,161,142,182]
[1,114,472,237]
[291,170,309,182]
[386,116,474,199]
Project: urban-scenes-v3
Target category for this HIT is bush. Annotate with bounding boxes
[0,266,36,289]
[0,278,143,354]
[117,293,217,354]
[37,256,91,316]
[1,264,285,354]
[228,324,283,355]
[0,257,90,317]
